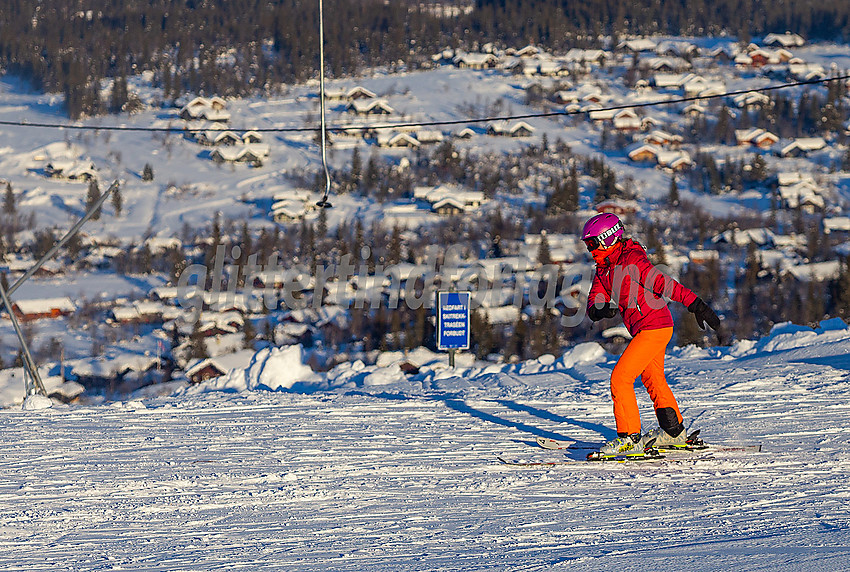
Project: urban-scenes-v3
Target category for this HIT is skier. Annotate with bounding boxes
[582,213,720,458]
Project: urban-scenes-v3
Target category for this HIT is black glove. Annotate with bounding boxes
[688,298,720,331]
[588,302,618,322]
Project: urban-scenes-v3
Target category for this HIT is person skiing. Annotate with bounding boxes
[582,213,720,458]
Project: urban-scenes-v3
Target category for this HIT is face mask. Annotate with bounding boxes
[592,244,617,265]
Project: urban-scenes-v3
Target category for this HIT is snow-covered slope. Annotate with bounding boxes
[2,322,850,570]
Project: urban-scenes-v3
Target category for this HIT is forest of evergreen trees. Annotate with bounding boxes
[2,0,850,118]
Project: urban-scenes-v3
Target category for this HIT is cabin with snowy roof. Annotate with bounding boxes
[346,99,394,116]
[210,144,270,163]
[12,297,76,321]
[779,137,827,158]
[44,159,98,181]
[735,128,779,149]
[377,132,421,148]
[326,86,377,101]
[184,349,256,384]
[627,143,662,162]
[486,121,535,137]
[763,33,805,48]
[452,52,499,69]
[179,96,230,122]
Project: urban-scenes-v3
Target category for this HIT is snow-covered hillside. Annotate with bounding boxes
[2,322,850,570]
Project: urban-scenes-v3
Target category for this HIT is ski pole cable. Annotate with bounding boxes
[315,0,333,208]
[0,72,846,134]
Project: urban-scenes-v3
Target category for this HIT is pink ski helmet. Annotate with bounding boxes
[582,213,623,251]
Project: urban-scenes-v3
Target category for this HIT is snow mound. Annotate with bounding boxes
[375,347,445,369]
[555,342,606,368]
[22,394,53,410]
[183,345,318,393]
[323,359,412,390]
[731,319,850,356]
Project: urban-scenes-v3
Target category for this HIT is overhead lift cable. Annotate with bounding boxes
[0,73,846,135]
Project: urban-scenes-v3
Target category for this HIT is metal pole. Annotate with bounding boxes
[315,0,332,208]
[0,280,46,396]
[7,179,118,298]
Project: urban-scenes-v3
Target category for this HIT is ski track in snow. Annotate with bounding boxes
[3,332,850,570]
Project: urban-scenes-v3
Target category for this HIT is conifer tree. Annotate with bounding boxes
[668,176,680,206]
[834,256,850,319]
[537,232,552,265]
[317,206,328,240]
[111,186,122,217]
[242,318,257,349]
[507,314,527,362]
[364,151,380,195]
[109,74,129,113]
[205,212,222,268]
[645,225,667,266]
[86,179,102,221]
[471,309,497,360]
[388,225,403,265]
[3,182,15,215]
[190,320,209,360]
[350,146,362,191]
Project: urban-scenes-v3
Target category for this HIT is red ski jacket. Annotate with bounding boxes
[587,239,698,336]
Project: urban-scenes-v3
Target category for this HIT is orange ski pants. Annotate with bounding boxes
[610,326,681,435]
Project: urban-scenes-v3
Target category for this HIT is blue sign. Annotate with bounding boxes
[437,291,471,351]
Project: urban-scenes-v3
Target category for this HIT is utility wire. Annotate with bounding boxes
[0,72,847,135]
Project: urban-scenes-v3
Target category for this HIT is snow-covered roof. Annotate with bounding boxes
[735,128,778,145]
[13,297,76,315]
[644,130,682,145]
[688,249,719,262]
[785,261,840,282]
[431,197,467,211]
[68,352,161,378]
[777,172,816,187]
[588,108,616,121]
[653,73,694,88]
[824,217,850,234]
[618,38,658,52]
[414,185,485,207]
[346,99,395,115]
[732,91,771,107]
[377,132,420,148]
[627,143,662,161]
[481,305,521,325]
[780,137,827,156]
[415,130,444,143]
[211,144,270,162]
[712,228,775,246]
[563,48,609,63]
[452,52,499,67]
[763,32,805,48]
[486,120,535,136]
[185,348,257,379]
[656,150,692,169]
[145,237,182,253]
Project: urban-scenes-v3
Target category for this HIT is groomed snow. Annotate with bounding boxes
[2,323,850,570]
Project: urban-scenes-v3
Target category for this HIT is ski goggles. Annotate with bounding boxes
[583,237,602,251]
